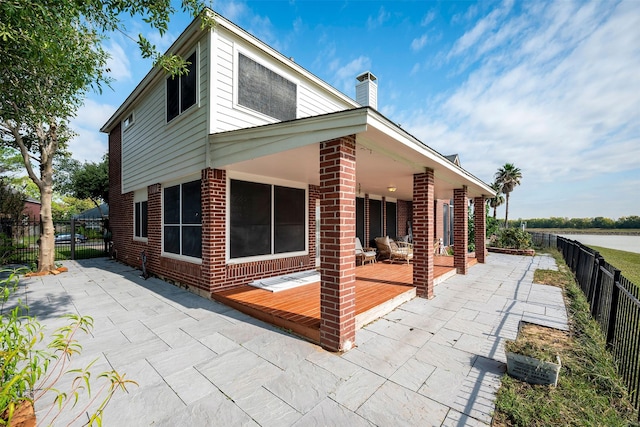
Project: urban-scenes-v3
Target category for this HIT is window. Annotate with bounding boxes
[238,53,297,121]
[123,112,135,129]
[230,179,305,259]
[163,179,201,258]
[134,200,148,239]
[166,51,197,122]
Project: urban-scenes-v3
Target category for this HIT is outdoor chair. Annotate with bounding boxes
[356,237,377,265]
[374,236,413,265]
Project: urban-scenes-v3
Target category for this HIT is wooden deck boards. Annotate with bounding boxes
[212,256,475,343]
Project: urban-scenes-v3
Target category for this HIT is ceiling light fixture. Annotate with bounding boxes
[388,186,397,192]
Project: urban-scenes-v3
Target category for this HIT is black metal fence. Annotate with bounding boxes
[1,216,109,265]
[532,232,640,415]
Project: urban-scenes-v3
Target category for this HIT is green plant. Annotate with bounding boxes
[492,228,532,249]
[0,270,137,425]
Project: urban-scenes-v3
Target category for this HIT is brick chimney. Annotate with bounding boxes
[356,71,378,109]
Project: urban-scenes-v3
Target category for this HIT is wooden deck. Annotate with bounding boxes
[212,256,476,344]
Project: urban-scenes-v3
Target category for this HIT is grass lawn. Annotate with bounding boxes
[586,245,640,286]
[529,228,640,235]
[493,249,638,426]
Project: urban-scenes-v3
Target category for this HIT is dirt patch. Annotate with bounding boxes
[506,322,571,363]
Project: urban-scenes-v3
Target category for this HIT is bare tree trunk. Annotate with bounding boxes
[493,206,497,219]
[504,192,510,228]
[39,180,56,271]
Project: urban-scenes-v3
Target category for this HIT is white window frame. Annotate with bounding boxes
[161,176,202,264]
[226,172,308,264]
[133,189,148,242]
[165,46,200,124]
[233,48,299,122]
[123,111,135,130]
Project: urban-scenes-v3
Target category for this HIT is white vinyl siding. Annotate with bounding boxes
[121,36,209,194]
[211,28,355,134]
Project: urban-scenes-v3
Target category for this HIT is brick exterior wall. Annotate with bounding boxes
[474,196,487,263]
[454,187,468,274]
[364,194,370,246]
[413,170,434,299]
[319,136,356,352]
[109,130,319,299]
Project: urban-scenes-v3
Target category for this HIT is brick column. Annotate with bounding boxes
[319,136,357,352]
[201,168,227,294]
[146,184,162,271]
[474,196,487,263]
[454,186,468,274]
[413,170,434,299]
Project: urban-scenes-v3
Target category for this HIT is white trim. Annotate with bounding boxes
[133,189,148,243]
[226,171,309,264]
[161,175,203,261]
[165,46,200,125]
[232,46,300,122]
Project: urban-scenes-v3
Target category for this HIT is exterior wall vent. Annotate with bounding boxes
[356,71,378,109]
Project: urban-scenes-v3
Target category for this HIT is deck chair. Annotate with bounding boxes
[356,237,377,265]
[375,236,413,265]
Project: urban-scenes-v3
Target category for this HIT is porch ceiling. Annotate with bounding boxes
[209,108,494,201]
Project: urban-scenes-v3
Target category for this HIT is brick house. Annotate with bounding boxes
[101,9,494,352]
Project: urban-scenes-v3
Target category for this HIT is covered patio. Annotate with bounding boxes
[212,255,477,344]
[210,107,494,351]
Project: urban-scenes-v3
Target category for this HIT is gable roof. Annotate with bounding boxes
[101,8,359,134]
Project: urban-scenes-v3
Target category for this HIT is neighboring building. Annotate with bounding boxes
[23,198,40,220]
[101,9,494,351]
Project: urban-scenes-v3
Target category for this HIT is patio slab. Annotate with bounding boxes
[10,253,568,426]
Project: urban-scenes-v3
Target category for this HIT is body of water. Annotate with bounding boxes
[560,234,640,254]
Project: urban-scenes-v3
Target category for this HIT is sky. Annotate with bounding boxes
[71,0,640,221]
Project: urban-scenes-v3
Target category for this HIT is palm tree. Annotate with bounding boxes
[487,181,504,219]
[495,163,522,227]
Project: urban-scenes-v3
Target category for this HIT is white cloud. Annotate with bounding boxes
[367,6,390,30]
[448,0,514,59]
[331,56,372,95]
[411,34,428,52]
[402,0,640,218]
[68,100,116,163]
[104,41,132,81]
[421,11,436,26]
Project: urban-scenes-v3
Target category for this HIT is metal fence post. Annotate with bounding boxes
[606,269,622,349]
[70,217,76,260]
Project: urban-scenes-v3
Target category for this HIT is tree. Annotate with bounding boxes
[487,181,504,220]
[69,156,109,216]
[0,178,26,220]
[495,163,522,228]
[0,1,211,271]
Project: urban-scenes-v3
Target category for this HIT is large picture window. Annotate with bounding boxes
[163,179,201,258]
[167,51,197,122]
[238,53,297,121]
[230,179,305,259]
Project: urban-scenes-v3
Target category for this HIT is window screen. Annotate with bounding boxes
[230,180,271,258]
[135,200,148,238]
[238,54,297,121]
[274,186,305,253]
[385,201,397,240]
[163,180,201,258]
[166,51,197,122]
[230,179,306,259]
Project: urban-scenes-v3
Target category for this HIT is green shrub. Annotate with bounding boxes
[0,269,137,425]
[493,228,532,249]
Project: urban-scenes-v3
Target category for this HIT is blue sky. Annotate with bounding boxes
[71,0,640,220]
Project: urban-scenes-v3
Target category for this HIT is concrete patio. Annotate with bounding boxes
[9,253,568,426]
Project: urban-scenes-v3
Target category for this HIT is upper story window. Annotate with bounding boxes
[238,53,297,121]
[123,112,135,130]
[167,51,197,122]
